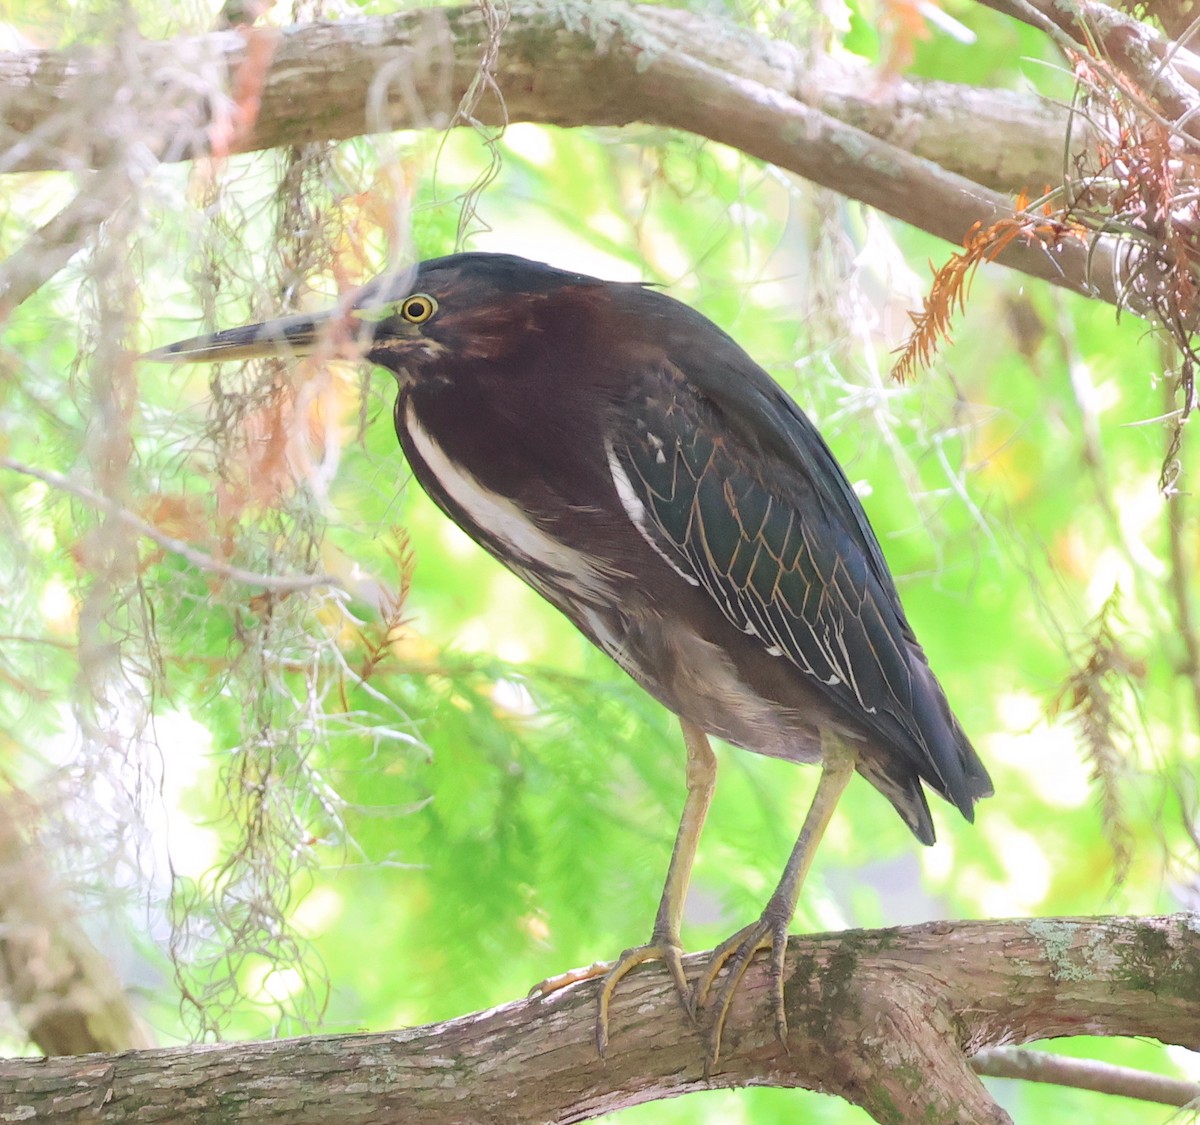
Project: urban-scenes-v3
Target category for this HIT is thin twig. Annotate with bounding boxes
[974,0,1200,142]
[972,1047,1200,1107]
[0,171,105,321]
[1054,295,1153,574]
[1161,351,1200,731]
[0,455,343,594]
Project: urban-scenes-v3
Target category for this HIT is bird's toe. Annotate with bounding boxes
[693,915,790,1071]
[596,935,693,1056]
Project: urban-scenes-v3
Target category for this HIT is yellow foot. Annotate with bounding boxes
[594,936,692,1056]
[693,914,790,1070]
[528,960,613,999]
[528,939,692,1056]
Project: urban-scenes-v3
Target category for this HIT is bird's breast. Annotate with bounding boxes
[399,398,620,605]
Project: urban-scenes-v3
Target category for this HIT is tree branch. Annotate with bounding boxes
[1,2,1131,308]
[0,915,1194,1124]
[975,0,1200,137]
[0,795,154,1056]
[971,1047,1200,1107]
[0,3,1077,188]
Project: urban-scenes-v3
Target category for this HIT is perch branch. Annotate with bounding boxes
[0,915,1194,1125]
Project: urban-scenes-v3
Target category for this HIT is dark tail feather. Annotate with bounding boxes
[860,758,938,845]
[908,661,993,824]
[863,664,992,845]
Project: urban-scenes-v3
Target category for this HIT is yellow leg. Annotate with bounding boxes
[693,734,857,1070]
[593,718,717,1055]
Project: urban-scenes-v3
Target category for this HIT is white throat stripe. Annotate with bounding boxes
[405,402,610,598]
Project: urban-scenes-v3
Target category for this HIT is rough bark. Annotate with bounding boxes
[0,2,1132,310]
[0,915,1195,1124]
[0,798,154,1057]
[0,3,1076,188]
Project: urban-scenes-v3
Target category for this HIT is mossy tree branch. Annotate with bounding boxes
[0,1,1130,309]
[0,915,1195,1124]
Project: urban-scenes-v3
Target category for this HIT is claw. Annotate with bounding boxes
[596,936,693,1056]
[529,960,613,1000]
[693,913,791,1071]
[528,938,694,1057]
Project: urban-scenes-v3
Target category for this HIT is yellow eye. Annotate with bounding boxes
[400,294,437,323]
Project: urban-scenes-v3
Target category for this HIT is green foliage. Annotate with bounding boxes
[1,0,1197,1119]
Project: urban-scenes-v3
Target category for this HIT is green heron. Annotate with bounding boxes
[148,252,992,1065]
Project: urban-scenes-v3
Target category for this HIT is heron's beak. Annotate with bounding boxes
[144,265,421,365]
[142,305,370,364]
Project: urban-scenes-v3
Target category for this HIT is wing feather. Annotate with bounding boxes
[607,362,990,824]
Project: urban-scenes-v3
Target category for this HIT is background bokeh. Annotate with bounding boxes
[1,1,1197,1121]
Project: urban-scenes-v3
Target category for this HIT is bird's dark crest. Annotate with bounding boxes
[414,252,608,295]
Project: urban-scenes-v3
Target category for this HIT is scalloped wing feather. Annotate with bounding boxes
[607,363,991,827]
